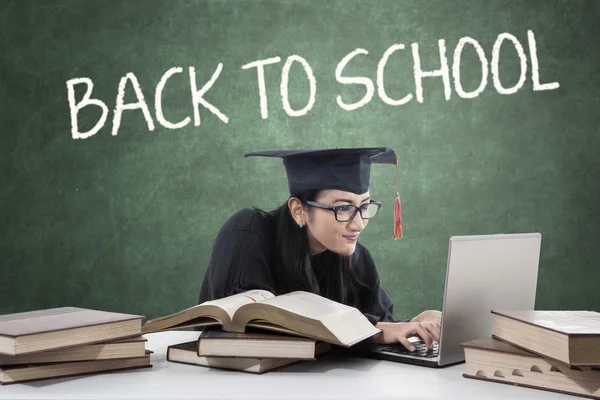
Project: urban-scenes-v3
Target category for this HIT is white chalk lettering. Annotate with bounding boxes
[241,57,281,119]
[335,48,375,111]
[491,33,527,95]
[66,30,560,139]
[156,67,190,129]
[112,72,155,136]
[528,30,560,91]
[280,55,316,117]
[412,39,451,103]
[377,44,413,106]
[66,77,109,140]
[453,37,489,99]
[189,64,229,126]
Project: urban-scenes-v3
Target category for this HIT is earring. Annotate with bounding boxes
[299,223,304,228]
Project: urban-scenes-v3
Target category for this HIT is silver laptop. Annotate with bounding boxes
[364,232,542,368]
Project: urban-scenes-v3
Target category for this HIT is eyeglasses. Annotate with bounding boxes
[304,200,383,222]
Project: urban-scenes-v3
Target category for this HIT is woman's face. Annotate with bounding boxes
[306,189,371,256]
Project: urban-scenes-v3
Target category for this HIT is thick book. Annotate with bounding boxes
[462,337,600,399]
[142,289,379,347]
[167,341,323,374]
[0,336,147,365]
[197,329,330,359]
[0,307,144,356]
[0,351,152,385]
[491,310,600,366]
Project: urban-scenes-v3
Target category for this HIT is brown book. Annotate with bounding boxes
[167,341,311,374]
[0,336,147,365]
[0,351,152,385]
[0,307,144,356]
[491,310,600,366]
[197,329,331,359]
[462,337,600,399]
[142,289,379,347]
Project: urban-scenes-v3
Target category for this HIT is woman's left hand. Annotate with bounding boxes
[410,310,442,324]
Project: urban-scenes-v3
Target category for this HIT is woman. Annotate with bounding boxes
[198,147,441,352]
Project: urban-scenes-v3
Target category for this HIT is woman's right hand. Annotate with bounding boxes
[371,321,440,351]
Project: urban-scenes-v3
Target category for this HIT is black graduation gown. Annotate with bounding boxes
[198,208,399,325]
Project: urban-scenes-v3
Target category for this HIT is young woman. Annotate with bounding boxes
[197,147,441,352]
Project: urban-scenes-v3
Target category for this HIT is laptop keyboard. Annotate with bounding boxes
[379,341,439,358]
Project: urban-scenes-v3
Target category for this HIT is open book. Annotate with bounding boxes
[142,290,380,347]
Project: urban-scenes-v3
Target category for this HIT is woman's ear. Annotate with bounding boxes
[287,197,306,227]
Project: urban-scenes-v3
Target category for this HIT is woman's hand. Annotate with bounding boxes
[371,317,441,352]
[410,310,442,324]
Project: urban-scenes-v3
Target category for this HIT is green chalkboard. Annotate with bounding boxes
[1,0,599,321]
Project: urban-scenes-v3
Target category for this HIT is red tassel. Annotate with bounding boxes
[393,152,403,239]
[393,192,402,239]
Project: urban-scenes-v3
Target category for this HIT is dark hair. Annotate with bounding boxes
[255,189,368,308]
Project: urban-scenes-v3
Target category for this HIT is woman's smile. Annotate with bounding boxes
[342,234,359,242]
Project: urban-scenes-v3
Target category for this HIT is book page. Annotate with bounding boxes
[236,291,380,346]
[203,290,275,321]
[256,291,353,320]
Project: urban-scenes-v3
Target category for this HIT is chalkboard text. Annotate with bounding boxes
[66,30,559,139]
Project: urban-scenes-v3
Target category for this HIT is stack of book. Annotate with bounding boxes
[0,306,151,385]
[167,329,332,374]
[142,289,380,374]
[462,310,600,399]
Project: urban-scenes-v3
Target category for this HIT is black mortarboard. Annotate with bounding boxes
[244,147,403,239]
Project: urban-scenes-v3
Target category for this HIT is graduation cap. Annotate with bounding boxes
[244,147,403,239]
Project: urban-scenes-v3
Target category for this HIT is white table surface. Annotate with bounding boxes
[1,330,578,400]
